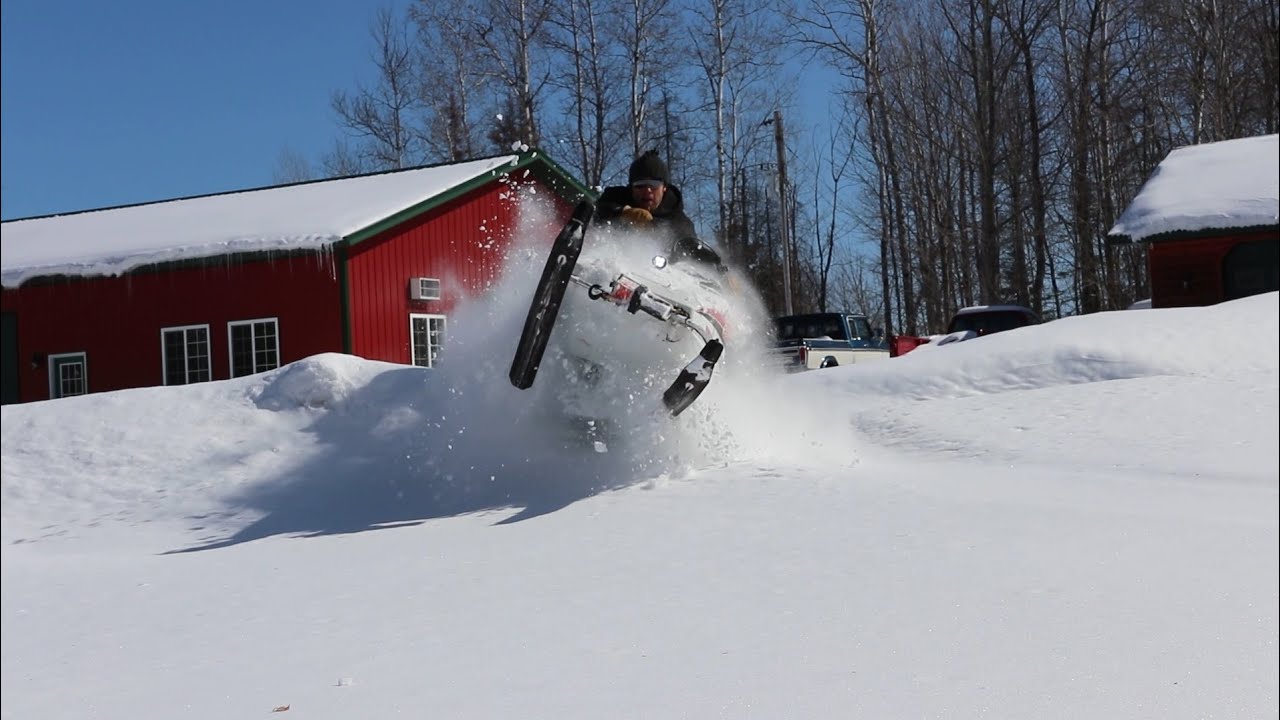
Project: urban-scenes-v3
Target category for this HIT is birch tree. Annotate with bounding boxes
[331,8,424,169]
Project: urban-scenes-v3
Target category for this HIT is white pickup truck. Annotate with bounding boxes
[772,312,891,371]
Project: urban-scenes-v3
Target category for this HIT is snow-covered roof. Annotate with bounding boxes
[954,304,1036,316]
[0,155,535,288]
[1108,134,1279,243]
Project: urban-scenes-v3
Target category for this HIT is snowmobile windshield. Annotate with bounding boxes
[670,236,724,270]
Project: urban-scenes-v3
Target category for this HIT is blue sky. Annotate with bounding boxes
[2,0,841,224]
[1,0,403,220]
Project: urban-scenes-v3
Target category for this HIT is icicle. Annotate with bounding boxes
[323,243,337,281]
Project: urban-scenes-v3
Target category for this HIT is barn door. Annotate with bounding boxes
[1,312,17,404]
[1223,239,1279,301]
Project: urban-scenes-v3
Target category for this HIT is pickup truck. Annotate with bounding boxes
[890,304,1041,357]
[772,312,891,371]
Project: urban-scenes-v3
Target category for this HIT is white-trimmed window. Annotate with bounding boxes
[409,314,446,368]
[409,277,442,301]
[162,325,211,385]
[48,352,87,399]
[229,318,280,378]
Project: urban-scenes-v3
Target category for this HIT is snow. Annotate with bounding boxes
[1108,133,1279,242]
[3,242,1277,720]
[0,155,519,288]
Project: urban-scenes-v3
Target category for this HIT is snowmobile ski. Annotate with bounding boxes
[509,200,594,390]
[662,338,724,416]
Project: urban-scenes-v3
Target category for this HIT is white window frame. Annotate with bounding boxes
[409,313,447,368]
[160,324,212,385]
[227,317,281,378]
[410,277,443,301]
[47,352,88,399]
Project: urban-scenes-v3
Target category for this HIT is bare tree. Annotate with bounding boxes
[545,0,621,186]
[272,146,315,184]
[805,124,856,311]
[317,0,1276,322]
[321,139,374,178]
[995,0,1057,314]
[409,2,485,160]
[688,0,787,272]
[331,7,424,170]
[608,0,681,154]
[1054,0,1123,313]
[463,0,556,149]
[830,253,888,323]
[789,0,915,333]
[938,0,1020,302]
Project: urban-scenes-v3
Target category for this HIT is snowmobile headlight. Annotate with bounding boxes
[651,255,668,269]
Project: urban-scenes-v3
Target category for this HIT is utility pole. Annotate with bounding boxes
[772,109,794,315]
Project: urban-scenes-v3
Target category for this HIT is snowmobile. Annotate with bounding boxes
[508,200,731,417]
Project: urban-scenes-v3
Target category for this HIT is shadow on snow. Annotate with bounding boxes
[167,362,666,554]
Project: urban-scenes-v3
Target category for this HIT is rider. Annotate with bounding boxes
[596,150,725,270]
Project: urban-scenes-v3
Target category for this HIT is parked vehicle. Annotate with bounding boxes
[772,312,890,371]
[890,304,1041,357]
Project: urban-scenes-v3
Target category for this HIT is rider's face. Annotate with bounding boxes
[630,181,665,211]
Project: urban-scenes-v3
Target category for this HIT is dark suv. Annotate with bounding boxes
[946,305,1040,336]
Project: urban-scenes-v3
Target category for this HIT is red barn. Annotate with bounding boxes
[1108,134,1279,309]
[0,152,589,404]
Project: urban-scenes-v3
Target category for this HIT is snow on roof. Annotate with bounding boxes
[1108,134,1279,243]
[0,155,521,288]
[954,304,1036,315]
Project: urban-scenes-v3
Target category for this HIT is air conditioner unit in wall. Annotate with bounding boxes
[409,277,442,301]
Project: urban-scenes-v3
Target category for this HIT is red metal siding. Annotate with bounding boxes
[0,254,343,402]
[0,172,580,403]
[345,180,573,363]
[1148,231,1276,308]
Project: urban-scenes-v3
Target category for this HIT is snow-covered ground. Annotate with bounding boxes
[3,288,1277,719]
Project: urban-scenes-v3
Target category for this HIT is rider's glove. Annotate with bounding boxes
[620,206,653,224]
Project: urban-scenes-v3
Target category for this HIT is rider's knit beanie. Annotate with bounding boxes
[629,150,669,185]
